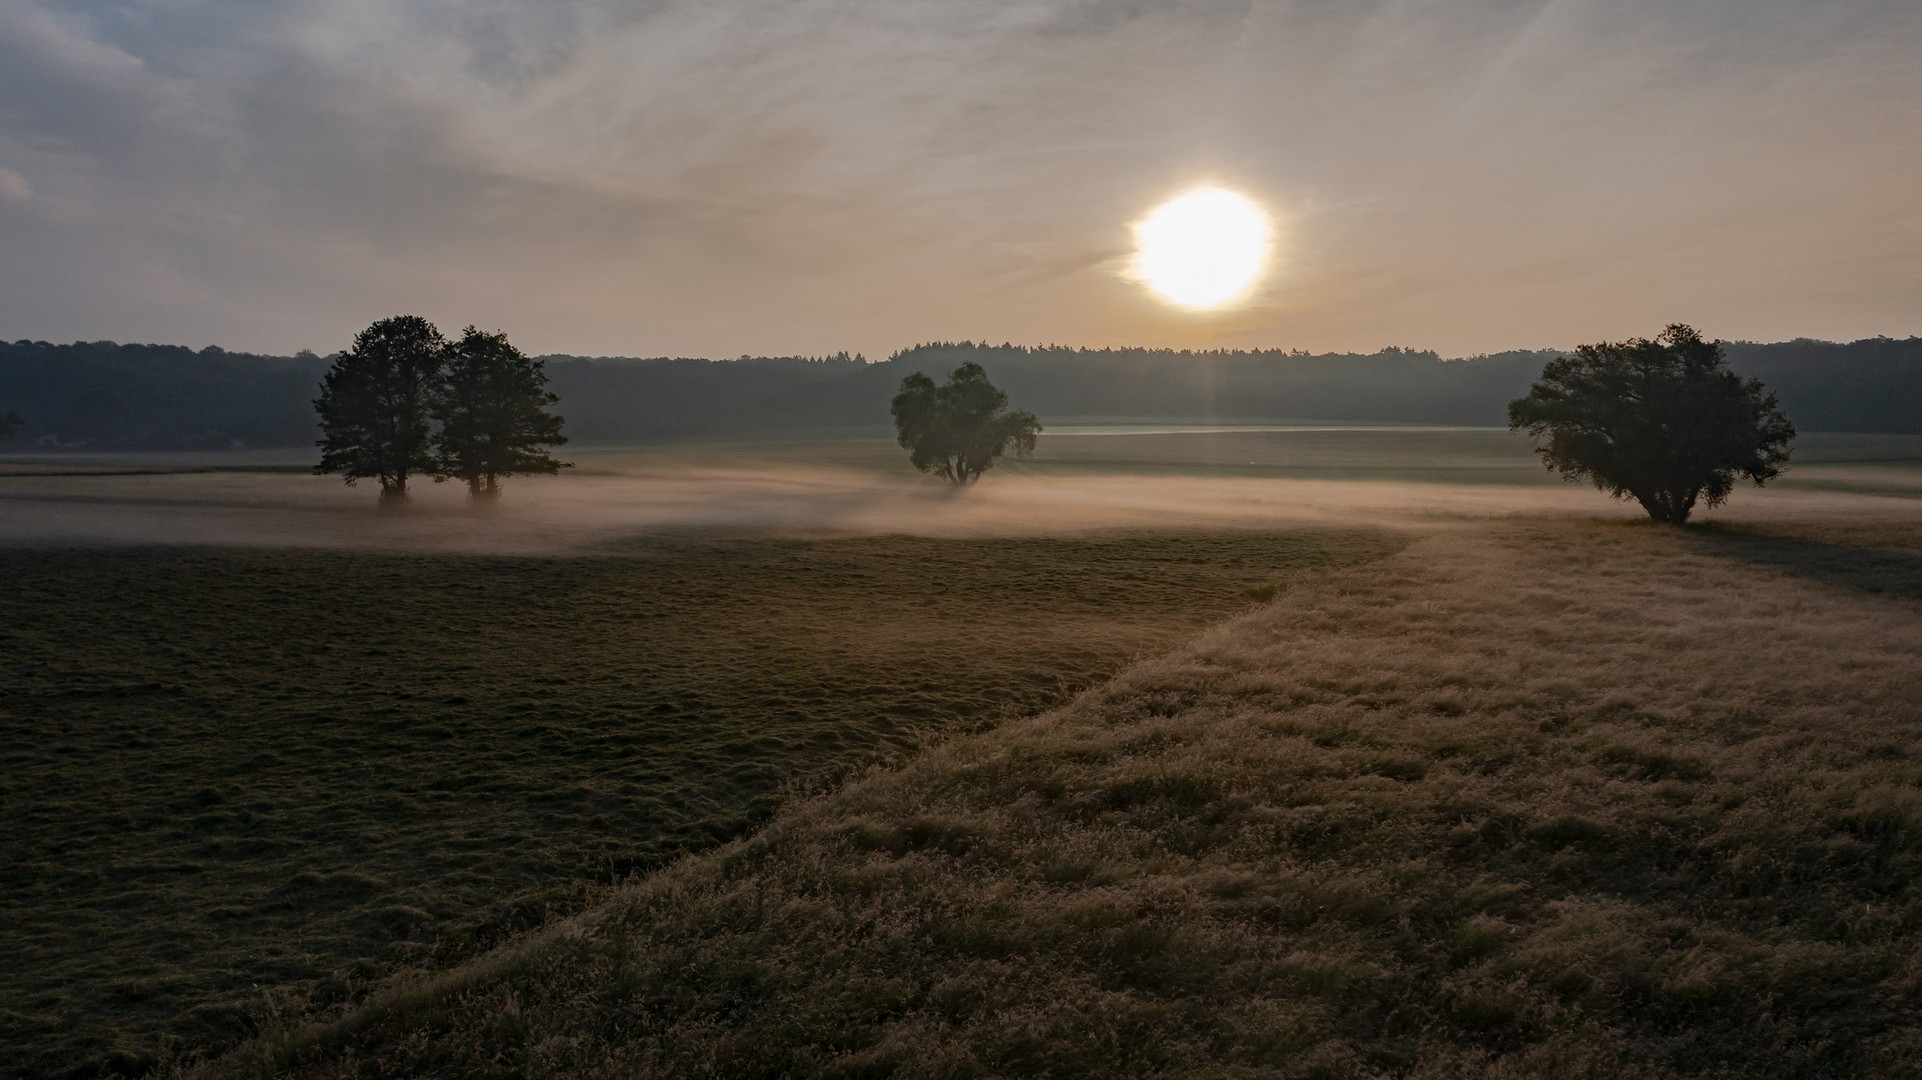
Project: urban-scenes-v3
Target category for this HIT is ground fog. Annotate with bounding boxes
[2,429,1918,552]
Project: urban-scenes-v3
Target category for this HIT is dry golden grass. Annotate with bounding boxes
[195,513,1922,1079]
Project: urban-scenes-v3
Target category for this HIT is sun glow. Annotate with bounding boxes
[1131,187,1272,310]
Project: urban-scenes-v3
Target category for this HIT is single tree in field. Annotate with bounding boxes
[1,410,24,441]
[1508,324,1794,523]
[315,315,446,505]
[433,326,569,499]
[891,361,1041,485]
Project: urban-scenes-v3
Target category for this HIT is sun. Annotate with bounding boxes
[1130,187,1272,310]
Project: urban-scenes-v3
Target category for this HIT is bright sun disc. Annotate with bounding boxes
[1132,187,1271,310]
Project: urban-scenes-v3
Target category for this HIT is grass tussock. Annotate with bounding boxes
[201,517,1922,1079]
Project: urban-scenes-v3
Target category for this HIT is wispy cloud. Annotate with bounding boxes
[1,0,1917,357]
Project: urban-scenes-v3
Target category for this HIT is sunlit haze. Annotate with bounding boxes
[1,1,1918,356]
[1132,188,1272,310]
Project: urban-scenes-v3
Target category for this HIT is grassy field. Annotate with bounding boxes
[0,529,1400,1078]
[191,513,1922,1079]
[4,428,1920,1078]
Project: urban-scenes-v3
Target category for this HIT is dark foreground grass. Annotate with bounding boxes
[202,517,1922,1079]
[0,529,1400,1079]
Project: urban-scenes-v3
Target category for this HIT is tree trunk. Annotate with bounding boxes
[379,478,409,508]
[1634,487,1694,524]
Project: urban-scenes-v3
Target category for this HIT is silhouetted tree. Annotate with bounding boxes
[315,315,446,505]
[1,410,24,441]
[891,362,1041,484]
[433,327,569,499]
[1508,324,1794,523]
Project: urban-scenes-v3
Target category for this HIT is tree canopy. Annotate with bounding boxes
[1508,324,1795,523]
[890,362,1041,484]
[314,317,570,504]
[314,315,446,503]
[433,327,569,498]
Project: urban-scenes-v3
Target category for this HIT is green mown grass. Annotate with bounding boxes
[1,529,1399,1079]
[199,516,1922,1079]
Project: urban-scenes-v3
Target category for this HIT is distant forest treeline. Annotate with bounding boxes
[3,336,1920,450]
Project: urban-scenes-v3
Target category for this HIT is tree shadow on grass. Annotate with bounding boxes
[1688,522,1922,602]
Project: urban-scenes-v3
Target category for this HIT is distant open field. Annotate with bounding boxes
[3,427,1921,1078]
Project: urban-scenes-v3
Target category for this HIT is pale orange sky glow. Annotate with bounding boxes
[1,0,1918,358]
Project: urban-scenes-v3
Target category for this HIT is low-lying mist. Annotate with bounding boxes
[1,457,1915,555]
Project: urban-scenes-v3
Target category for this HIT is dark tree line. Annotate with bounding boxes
[4,335,1920,449]
[0,341,328,450]
[315,316,568,504]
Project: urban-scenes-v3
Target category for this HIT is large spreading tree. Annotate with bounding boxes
[314,315,448,505]
[433,326,569,499]
[890,362,1041,485]
[1508,324,1795,523]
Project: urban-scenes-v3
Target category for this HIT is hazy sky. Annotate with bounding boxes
[2,0,1918,359]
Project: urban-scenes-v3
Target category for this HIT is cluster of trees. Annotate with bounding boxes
[0,321,1823,523]
[890,362,1041,484]
[1509,324,1795,523]
[315,316,568,505]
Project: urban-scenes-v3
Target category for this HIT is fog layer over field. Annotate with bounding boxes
[4,431,1921,553]
[0,469,1619,553]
